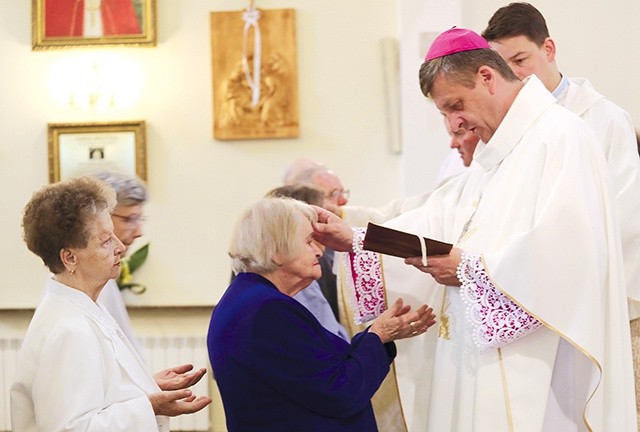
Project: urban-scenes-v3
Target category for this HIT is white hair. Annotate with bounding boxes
[229,197,317,274]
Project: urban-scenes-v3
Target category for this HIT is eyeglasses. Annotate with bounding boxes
[112,213,147,226]
[326,189,350,200]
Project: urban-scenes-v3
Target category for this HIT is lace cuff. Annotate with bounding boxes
[344,227,386,324]
[352,226,365,254]
[457,252,542,350]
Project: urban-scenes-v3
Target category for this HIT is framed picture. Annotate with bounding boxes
[48,121,147,183]
[32,0,157,50]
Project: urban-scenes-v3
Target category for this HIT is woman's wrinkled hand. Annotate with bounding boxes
[148,389,212,417]
[153,364,207,391]
[369,298,437,343]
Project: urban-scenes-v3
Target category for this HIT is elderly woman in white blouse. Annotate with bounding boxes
[11,176,211,431]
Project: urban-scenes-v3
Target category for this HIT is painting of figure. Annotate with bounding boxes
[32,0,156,48]
[45,0,143,37]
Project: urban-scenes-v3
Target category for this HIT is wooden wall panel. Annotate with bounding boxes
[210,9,299,140]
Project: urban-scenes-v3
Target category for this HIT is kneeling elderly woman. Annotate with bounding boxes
[11,177,211,431]
[207,197,436,431]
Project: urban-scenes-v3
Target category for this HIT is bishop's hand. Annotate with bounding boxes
[405,247,463,286]
[311,205,355,252]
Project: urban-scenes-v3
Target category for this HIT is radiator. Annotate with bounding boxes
[0,338,20,432]
[141,335,211,431]
[0,335,211,432]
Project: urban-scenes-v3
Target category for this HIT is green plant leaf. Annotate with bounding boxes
[128,243,149,273]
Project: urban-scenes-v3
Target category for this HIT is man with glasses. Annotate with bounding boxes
[284,160,350,207]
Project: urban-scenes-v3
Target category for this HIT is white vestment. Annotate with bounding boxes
[558,77,640,318]
[98,279,146,359]
[435,148,468,184]
[341,191,432,227]
[340,150,467,227]
[11,278,169,431]
[346,76,636,431]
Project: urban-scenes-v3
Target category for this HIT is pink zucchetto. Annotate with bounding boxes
[425,27,490,61]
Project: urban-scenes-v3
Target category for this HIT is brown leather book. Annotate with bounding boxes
[363,222,453,258]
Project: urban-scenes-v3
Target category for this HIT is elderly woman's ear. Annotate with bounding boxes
[59,248,77,272]
[271,253,284,267]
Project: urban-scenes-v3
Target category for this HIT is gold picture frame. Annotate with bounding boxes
[48,121,147,183]
[32,0,157,50]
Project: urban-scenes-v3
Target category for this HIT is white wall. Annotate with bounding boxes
[399,0,462,197]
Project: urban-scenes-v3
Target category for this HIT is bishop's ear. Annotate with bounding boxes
[477,65,497,94]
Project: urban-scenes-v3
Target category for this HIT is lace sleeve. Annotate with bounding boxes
[456,252,542,350]
[343,227,386,324]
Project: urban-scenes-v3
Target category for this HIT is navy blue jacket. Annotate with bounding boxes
[207,273,396,431]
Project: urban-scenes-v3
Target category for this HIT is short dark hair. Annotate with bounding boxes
[482,2,550,46]
[265,184,325,207]
[22,176,116,274]
[419,48,519,98]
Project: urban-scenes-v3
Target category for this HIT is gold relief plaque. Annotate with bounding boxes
[210,8,299,140]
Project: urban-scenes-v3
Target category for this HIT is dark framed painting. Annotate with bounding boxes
[32,0,157,49]
[48,121,147,183]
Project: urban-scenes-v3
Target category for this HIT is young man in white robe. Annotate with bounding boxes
[313,28,637,432]
[481,9,640,417]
